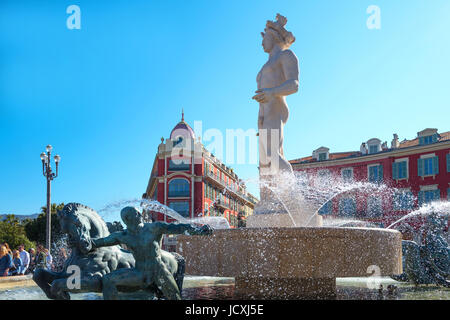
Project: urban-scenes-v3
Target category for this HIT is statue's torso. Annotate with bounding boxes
[119,226,165,273]
[257,52,286,90]
[257,51,290,124]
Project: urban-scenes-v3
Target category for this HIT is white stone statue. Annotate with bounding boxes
[249,14,322,227]
[252,13,298,179]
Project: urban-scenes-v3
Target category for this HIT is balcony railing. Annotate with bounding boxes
[204,171,254,203]
[214,199,230,210]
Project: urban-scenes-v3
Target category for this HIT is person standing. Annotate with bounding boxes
[2,243,12,258]
[28,248,36,274]
[9,250,23,276]
[35,245,47,270]
[18,245,30,275]
[0,245,12,277]
[44,248,53,271]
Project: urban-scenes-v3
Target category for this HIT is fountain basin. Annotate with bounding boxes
[177,227,402,299]
[0,275,34,291]
[247,212,323,227]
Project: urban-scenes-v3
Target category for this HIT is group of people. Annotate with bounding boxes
[0,243,54,277]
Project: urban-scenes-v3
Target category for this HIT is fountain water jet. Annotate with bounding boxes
[98,198,231,230]
[386,201,450,230]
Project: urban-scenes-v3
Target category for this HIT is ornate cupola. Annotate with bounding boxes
[170,109,196,144]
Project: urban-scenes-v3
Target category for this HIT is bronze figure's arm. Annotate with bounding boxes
[154,222,213,236]
[92,232,121,248]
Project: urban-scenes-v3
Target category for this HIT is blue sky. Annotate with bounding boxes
[1,0,450,221]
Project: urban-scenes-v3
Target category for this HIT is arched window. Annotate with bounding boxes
[168,178,190,197]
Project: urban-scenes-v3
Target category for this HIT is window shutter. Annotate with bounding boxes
[418,159,424,176]
[379,165,383,181]
[392,162,400,179]
[432,134,438,143]
[399,162,403,179]
[418,191,424,206]
[404,161,409,178]
[400,161,406,179]
[419,137,424,145]
[433,156,439,175]
[392,162,398,180]
[433,189,440,200]
[447,154,450,173]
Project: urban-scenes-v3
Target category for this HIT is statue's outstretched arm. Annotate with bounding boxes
[92,233,121,248]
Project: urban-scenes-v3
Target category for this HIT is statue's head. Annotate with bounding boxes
[261,14,295,53]
[58,203,109,254]
[121,206,143,228]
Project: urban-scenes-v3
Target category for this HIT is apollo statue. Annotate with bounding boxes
[252,14,298,211]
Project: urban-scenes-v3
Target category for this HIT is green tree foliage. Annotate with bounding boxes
[0,215,35,250]
[24,203,65,245]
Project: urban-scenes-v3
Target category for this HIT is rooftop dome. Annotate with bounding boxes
[170,110,195,141]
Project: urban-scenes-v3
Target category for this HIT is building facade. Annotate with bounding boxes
[142,114,258,251]
[290,128,450,230]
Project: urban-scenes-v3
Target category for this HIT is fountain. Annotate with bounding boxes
[176,14,402,299]
[1,14,411,301]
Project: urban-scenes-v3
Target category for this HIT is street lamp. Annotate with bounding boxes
[40,144,61,252]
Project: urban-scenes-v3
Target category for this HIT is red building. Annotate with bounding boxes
[142,114,258,251]
[290,128,450,229]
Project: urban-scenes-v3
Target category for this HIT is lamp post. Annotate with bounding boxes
[40,145,61,252]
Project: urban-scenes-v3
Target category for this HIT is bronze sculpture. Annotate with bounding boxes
[91,206,213,300]
[33,203,186,299]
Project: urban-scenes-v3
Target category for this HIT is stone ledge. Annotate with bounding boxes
[0,274,33,284]
[235,277,336,299]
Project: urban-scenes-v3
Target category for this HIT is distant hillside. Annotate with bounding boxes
[0,214,40,221]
